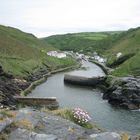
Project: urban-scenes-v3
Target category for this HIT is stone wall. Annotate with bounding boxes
[14,97,59,110]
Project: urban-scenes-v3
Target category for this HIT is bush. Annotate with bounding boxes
[72,107,91,124]
[51,108,93,129]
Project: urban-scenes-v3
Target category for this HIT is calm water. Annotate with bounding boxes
[29,61,140,134]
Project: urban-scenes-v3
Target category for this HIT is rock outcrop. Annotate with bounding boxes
[8,128,58,140]
[0,65,49,109]
[0,66,29,108]
[103,76,140,109]
[90,132,122,140]
[1,108,139,140]
[0,108,96,140]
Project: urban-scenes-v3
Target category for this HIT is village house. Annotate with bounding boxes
[47,51,66,58]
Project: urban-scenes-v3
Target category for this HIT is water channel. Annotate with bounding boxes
[29,61,140,134]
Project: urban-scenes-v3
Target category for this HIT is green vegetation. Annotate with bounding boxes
[1,24,140,77]
[0,25,76,77]
[50,108,95,129]
[105,27,140,76]
[0,111,13,118]
[43,31,122,54]
[44,28,140,76]
[14,119,34,130]
[44,56,77,70]
[0,110,17,121]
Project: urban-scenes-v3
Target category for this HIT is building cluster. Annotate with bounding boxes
[91,52,106,63]
[47,50,107,63]
[75,52,89,61]
[47,51,66,58]
[116,52,122,58]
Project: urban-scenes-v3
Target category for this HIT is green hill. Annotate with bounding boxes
[44,29,140,76]
[105,27,140,76]
[0,25,76,77]
[43,32,122,54]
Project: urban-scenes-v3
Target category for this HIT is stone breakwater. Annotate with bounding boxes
[14,96,59,110]
[64,74,106,87]
[103,76,140,110]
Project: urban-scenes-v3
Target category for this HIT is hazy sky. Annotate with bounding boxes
[0,0,140,37]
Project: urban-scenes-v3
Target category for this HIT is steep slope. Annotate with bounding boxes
[0,25,76,77]
[0,25,77,108]
[43,32,122,54]
[106,27,140,76]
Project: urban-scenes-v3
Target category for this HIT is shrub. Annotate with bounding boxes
[72,108,91,125]
[50,108,93,129]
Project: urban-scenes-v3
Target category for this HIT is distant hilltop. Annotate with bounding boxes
[43,27,140,76]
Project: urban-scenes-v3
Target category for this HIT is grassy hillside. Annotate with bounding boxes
[43,32,122,54]
[0,25,76,77]
[105,27,140,76]
[44,28,140,76]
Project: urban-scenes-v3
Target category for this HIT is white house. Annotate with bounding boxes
[116,52,122,58]
[57,53,66,58]
[47,51,66,58]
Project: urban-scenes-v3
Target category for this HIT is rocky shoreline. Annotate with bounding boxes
[64,74,106,86]
[0,64,79,109]
[1,57,139,110]
[103,76,140,110]
[0,61,140,139]
[0,65,48,109]
[0,66,29,109]
[88,60,140,110]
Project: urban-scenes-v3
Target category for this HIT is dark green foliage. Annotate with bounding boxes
[43,32,122,54]
[106,27,140,76]
[107,53,135,68]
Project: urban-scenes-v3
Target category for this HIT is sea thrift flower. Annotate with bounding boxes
[72,108,91,124]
